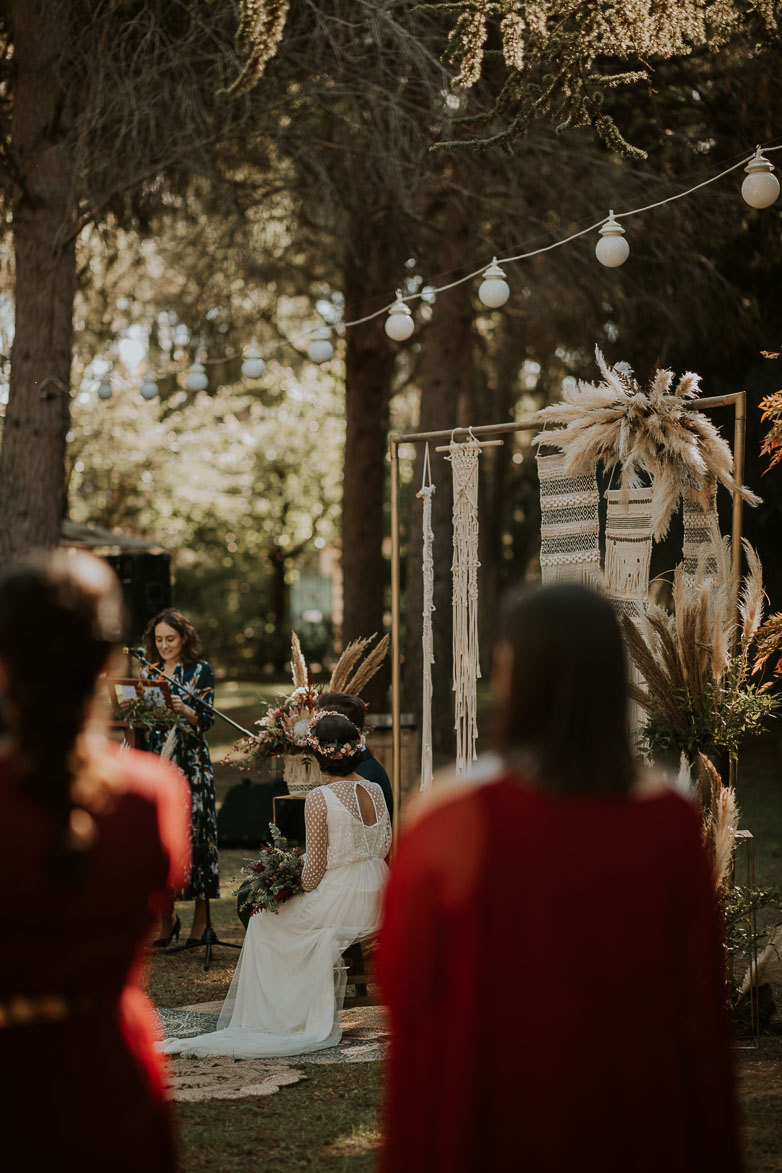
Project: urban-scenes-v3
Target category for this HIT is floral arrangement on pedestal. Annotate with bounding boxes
[230,630,388,792]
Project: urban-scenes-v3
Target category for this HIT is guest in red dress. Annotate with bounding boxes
[378,583,739,1173]
[0,551,190,1173]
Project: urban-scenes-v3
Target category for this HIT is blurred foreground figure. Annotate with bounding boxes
[378,584,739,1173]
[0,552,189,1173]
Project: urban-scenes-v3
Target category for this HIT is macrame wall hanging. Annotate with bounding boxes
[604,486,654,735]
[681,480,720,586]
[417,444,436,793]
[603,486,654,617]
[536,451,601,587]
[442,432,501,774]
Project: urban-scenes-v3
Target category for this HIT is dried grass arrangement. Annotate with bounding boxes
[534,347,760,540]
[228,631,388,767]
[622,529,778,768]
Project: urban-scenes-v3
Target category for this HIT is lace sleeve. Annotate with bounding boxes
[301,788,329,891]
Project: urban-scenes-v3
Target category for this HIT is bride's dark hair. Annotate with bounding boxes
[0,550,124,871]
[309,713,364,776]
[495,583,635,798]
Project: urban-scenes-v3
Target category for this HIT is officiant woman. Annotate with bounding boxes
[378,583,739,1173]
[142,608,218,946]
[0,551,189,1172]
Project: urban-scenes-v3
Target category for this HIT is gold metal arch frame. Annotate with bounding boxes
[388,391,747,826]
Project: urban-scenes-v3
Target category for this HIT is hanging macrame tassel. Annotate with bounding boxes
[604,487,654,613]
[681,479,720,586]
[448,436,482,774]
[604,485,654,738]
[418,444,436,793]
[536,452,601,587]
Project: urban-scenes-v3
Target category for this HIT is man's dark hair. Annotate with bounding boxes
[317,691,366,731]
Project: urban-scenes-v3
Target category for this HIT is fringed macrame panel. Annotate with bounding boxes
[449,439,482,774]
[604,487,654,618]
[682,481,720,585]
[537,452,601,587]
[604,487,654,737]
[418,445,436,793]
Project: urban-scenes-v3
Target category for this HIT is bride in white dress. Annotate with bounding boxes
[160,713,392,1059]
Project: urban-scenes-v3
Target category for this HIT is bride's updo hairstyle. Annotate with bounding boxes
[0,550,124,871]
[307,713,365,776]
[496,583,635,798]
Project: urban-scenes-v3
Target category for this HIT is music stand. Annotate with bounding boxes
[107,677,174,750]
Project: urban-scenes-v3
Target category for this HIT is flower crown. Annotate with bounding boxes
[306,711,366,759]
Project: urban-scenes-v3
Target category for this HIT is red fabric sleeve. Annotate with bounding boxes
[668,800,741,1172]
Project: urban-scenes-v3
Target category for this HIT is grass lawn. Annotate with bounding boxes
[148,695,782,1173]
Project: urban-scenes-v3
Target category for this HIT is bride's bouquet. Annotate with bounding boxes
[239,824,305,916]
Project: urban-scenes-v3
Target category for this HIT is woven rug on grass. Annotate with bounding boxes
[158,1000,388,1100]
[167,1058,305,1102]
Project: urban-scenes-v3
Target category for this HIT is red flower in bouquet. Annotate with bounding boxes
[239,824,304,916]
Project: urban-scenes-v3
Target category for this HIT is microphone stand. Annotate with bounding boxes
[125,647,254,738]
[127,647,245,970]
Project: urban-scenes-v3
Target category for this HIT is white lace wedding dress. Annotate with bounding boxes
[160,778,391,1059]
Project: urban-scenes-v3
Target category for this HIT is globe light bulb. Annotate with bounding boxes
[185,360,209,392]
[97,378,113,401]
[384,292,414,342]
[140,375,159,400]
[741,149,780,209]
[478,258,510,308]
[241,340,266,380]
[307,325,334,365]
[595,211,629,268]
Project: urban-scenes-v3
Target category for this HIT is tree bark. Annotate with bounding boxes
[404,199,476,757]
[0,0,76,558]
[341,215,398,715]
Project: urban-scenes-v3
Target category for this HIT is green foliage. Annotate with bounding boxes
[720,884,781,1004]
[240,823,305,915]
[639,656,780,762]
[721,883,780,949]
[113,697,195,739]
[67,365,344,675]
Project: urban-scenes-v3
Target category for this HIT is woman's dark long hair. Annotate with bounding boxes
[310,713,364,777]
[143,608,203,666]
[0,551,124,866]
[495,583,635,797]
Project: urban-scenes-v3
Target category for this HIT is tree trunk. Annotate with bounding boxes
[341,216,397,715]
[404,200,476,758]
[0,1,76,558]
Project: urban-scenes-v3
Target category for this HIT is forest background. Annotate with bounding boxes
[0,1,781,752]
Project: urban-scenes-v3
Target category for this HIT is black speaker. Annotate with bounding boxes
[105,553,172,643]
[217,777,287,848]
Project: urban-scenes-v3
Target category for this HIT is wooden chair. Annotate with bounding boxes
[341,940,376,1007]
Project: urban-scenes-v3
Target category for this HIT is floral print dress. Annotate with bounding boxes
[143,660,220,900]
